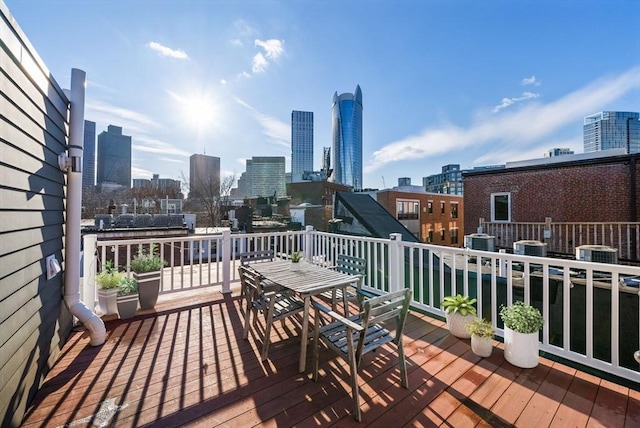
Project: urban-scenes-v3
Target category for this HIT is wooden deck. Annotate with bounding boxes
[20,283,640,427]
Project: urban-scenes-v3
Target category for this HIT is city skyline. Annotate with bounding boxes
[5,0,639,190]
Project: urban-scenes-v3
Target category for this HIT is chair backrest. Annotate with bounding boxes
[335,254,366,276]
[238,265,264,296]
[360,288,412,344]
[239,250,275,265]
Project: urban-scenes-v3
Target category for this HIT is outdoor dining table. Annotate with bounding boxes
[248,259,363,372]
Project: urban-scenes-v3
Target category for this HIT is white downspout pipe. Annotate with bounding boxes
[63,68,106,346]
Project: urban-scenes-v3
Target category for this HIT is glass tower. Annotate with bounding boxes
[583,111,640,154]
[291,110,314,182]
[97,125,132,187]
[249,156,286,198]
[82,120,96,188]
[331,85,363,190]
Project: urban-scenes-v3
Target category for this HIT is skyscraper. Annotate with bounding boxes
[331,85,363,190]
[97,125,132,187]
[291,110,314,182]
[583,111,640,154]
[189,154,220,196]
[248,156,286,198]
[82,120,96,188]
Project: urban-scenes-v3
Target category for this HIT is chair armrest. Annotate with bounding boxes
[312,300,363,331]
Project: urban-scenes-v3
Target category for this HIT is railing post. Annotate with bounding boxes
[388,233,404,293]
[83,233,97,311]
[304,225,314,261]
[221,230,232,294]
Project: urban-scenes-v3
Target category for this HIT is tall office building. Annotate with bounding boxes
[248,156,286,198]
[189,154,220,195]
[291,110,314,182]
[82,120,96,188]
[97,125,132,187]
[331,85,363,190]
[583,111,640,154]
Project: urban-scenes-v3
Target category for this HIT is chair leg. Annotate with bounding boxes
[346,330,361,422]
[243,301,252,340]
[312,310,321,382]
[261,301,276,361]
[398,341,408,388]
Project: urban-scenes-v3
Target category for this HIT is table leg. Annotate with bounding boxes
[299,296,310,372]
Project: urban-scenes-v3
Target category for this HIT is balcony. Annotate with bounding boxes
[21,229,640,426]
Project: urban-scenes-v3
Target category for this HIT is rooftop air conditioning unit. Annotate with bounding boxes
[575,245,618,264]
[513,240,547,257]
[464,233,496,252]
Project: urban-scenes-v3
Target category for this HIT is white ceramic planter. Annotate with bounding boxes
[471,335,493,357]
[503,326,539,368]
[446,313,475,339]
[97,288,118,315]
[290,262,301,271]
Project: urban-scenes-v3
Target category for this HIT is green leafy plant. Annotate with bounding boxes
[466,318,495,338]
[118,276,138,296]
[96,261,123,290]
[441,294,477,317]
[500,301,544,334]
[290,251,303,263]
[129,244,166,273]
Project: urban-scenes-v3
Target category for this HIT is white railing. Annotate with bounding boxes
[83,227,640,381]
[481,220,640,262]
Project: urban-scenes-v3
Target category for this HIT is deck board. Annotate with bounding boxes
[20,284,639,427]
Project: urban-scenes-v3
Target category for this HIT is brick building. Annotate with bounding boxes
[374,188,464,247]
[462,152,639,256]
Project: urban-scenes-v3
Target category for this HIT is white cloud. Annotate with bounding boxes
[86,100,164,135]
[230,38,242,46]
[252,52,269,73]
[234,97,290,148]
[131,165,154,179]
[492,91,540,113]
[255,39,285,59]
[522,76,541,86]
[147,41,189,59]
[365,67,640,173]
[133,135,192,157]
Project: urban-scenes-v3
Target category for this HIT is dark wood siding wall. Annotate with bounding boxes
[1,3,73,426]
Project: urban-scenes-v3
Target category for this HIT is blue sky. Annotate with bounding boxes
[5,0,640,190]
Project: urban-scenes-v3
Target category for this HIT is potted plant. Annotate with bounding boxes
[96,261,123,315]
[441,294,477,338]
[466,318,496,357]
[117,276,139,319]
[290,251,303,271]
[500,301,544,368]
[130,244,166,310]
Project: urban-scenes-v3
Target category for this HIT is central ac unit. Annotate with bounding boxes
[575,245,618,264]
[513,240,547,257]
[464,233,496,252]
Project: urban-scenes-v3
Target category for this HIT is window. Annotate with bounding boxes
[451,228,459,244]
[428,201,433,214]
[440,202,445,215]
[397,199,419,220]
[428,229,433,243]
[491,192,511,222]
[440,229,446,241]
[451,203,458,219]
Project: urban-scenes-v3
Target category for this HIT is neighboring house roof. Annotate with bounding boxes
[333,192,419,242]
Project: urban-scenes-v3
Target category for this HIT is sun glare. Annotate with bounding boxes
[169,89,219,132]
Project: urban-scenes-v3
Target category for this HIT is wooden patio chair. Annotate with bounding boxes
[321,254,370,313]
[238,250,275,300]
[238,265,304,361]
[311,288,412,422]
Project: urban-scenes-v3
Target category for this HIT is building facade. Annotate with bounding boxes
[82,120,95,188]
[96,125,132,187]
[331,85,363,190]
[249,156,286,198]
[189,154,220,196]
[423,164,464,195]
[291,110,314,183]
[583,111,640,154]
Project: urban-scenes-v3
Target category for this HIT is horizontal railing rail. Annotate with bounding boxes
[84,226,640,382]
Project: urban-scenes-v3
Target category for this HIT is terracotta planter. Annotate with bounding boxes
[503,326,539,368]
[446,313,475,339]
[97,288,118,315]
[135,270,161,310]
[117,293,139,319]
[471,334,493,357]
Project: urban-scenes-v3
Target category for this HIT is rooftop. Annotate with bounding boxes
[20,283,640,427]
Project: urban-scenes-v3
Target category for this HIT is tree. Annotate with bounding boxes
[183,173,236,229]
